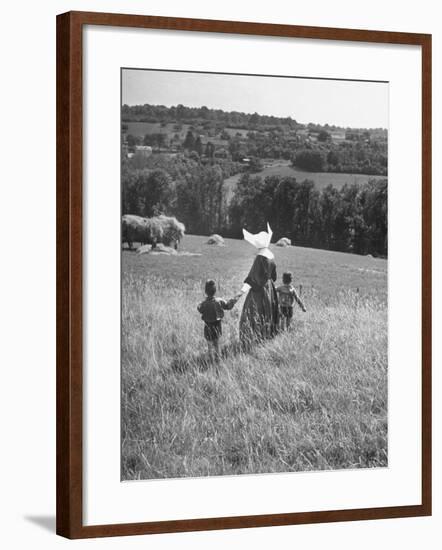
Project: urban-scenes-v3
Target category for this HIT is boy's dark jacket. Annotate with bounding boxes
[198,297,235,323]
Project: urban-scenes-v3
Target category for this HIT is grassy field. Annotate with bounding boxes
[122,235,388,480]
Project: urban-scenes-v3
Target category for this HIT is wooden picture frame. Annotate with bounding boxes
[56,10,432,539]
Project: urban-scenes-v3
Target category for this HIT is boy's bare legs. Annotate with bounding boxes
[208,340,220,364]
[286,316,291,329]
[207,341,215,363]
[213,339,220,364]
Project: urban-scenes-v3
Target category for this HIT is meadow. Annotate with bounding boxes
[121,235,388,480]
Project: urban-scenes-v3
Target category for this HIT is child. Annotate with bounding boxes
[276,272,306,330]
[197,280,238,363]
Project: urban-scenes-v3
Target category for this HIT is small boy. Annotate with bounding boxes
[197,280,238,362]
[276,272,306,330]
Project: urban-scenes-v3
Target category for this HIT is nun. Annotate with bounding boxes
[235,223,279,348]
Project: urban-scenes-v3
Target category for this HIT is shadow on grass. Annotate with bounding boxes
[170,340,243,374]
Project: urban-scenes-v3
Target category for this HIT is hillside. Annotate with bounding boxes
[122,103,388,176]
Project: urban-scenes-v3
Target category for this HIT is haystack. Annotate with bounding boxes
[206,234,225,246]
[276,237,291,247]
[156,215,185,248]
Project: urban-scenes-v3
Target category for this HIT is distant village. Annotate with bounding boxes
[122,103,388,176]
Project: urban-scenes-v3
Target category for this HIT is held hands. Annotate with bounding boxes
[227,292,243,308]
[228,287,248,308]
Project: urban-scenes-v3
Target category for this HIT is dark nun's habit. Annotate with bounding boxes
[239,225,279,347]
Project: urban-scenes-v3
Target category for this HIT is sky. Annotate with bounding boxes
[122,69,389,129]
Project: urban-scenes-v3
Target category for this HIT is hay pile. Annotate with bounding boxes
[156,215,185,247]
[122,214,185,249]
[206,234,225,246]
[276,237,291,247]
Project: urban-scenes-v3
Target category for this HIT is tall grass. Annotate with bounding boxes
[121,271,387,480]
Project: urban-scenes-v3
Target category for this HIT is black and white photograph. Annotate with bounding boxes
[121,68,388,481]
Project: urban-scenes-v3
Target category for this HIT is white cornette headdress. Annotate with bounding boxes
[243,223,273,250]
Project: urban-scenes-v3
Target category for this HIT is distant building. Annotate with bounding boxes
[330,131,345,142]
[135,145,153,157]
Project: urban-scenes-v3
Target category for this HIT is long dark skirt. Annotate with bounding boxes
[239,280,279,348]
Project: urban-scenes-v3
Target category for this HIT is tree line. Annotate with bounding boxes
[122,103,386,134]
[122,154,387,257]
[292,144,387,176]
[122,154,237,234]
[122,103,299,129]
[229,174,387,257]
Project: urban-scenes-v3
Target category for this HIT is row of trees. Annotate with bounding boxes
[122,103,387,135]
[122,155,238,234]
[293,146,387,176]
[122,103,299,129]
[228,174,387,256]
[122,153,387,257]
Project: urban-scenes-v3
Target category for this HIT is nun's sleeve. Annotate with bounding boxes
[271,261,277,282]
[244,256,268,291]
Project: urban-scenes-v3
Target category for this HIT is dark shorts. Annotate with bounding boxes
[280,306,293,319]
[204,320,222,342]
